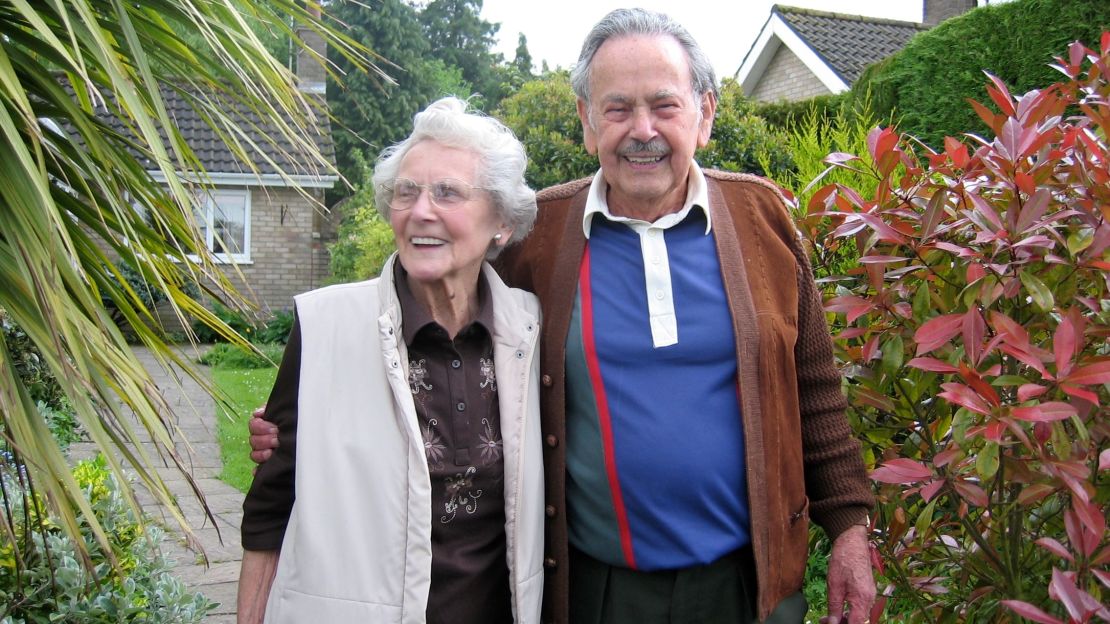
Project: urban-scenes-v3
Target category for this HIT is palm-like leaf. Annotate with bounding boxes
[0,0,378,568]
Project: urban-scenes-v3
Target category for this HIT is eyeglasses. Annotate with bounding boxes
[382,178,491,211]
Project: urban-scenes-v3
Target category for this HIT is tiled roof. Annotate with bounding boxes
[774,5,927,83]
[78,79,335,180]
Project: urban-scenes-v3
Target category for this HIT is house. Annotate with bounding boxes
[93,25,339,317]
[735,0,977,102]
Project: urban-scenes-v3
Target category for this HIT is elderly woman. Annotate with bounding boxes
[236,97,543,624]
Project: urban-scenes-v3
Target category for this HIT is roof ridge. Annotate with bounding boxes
[772,4,928,29]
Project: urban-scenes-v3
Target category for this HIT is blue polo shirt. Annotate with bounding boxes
[564,173,750,571]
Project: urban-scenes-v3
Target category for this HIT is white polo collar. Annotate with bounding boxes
[578,162,712,348]
[581,162,712,238]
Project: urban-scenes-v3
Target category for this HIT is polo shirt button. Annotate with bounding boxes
[545,434,558,448]
[451,359,461,369]
[545,505,557,517]
[515,350,525,359]
[655,290,665,300]
[544,557,557,569]
[456,402,466,412]
[542,374,553,387]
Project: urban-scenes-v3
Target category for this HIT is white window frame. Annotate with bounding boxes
[193,188,252,264]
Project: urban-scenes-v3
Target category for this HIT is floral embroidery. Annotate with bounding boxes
[478,418,502,462]
[422,418,445,468]
[441,466,483,523]
[479,357,496,393]
[408,358,433,395]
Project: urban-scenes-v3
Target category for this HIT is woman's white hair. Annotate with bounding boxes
[372,97,537,255]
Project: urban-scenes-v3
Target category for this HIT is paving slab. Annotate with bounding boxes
[86,346,247,623]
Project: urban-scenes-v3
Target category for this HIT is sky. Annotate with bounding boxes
[480,0,928,80]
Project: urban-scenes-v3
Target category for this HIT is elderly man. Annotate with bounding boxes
[249,8,874,624]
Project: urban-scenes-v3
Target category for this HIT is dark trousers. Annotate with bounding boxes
[569,546,767,624]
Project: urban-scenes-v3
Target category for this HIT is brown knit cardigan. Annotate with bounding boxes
[495,170,873,623]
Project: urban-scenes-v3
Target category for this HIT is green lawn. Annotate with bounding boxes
[212,366,277,493]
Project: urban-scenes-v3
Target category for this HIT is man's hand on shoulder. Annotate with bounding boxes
[822,523,876,624]
[248,405,279,464]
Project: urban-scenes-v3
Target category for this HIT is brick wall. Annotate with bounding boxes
[223,185,334,316]
[748,44,832,102]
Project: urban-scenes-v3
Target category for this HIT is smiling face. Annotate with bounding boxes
[577,34,716,221]
[389,141,512,297]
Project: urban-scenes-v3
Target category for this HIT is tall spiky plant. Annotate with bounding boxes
[0,0,378,569]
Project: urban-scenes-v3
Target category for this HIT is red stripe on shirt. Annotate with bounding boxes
[579,244,637,569]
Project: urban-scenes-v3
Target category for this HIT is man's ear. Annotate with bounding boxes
[577,98,598,155]
[697,90,717,148]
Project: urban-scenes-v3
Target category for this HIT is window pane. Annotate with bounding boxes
[212,192,247,255]
[193,204,208,249]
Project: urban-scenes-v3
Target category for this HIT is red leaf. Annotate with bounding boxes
[861,335,881,362]
[1016,188,1053,233]
[969,98,1003,133]
[1049,568,1103,622]
[871,458,934,484]
[1018,483,1056,506]
[959,363,998,407]
[1001,600,1064,624]
[986,73,1017,116]
[907,357,959,373]
[966,262,986,283]
[945,136,970,168]
[858,255,909,265]
[969,192,1007,231]
[963,309,987,366]
[934,447,961,467]
[1071,501,1105,555]
[825,295,874,323]
[953,480,989,507]
[939,382,993,415]
[1011,402,1077,422]
[999,344,1050,378]
[867,126,900,163]
[990,311,1032,352]
[1018,384,1049,402]
[914,314,964,355]
[856,212,909,243]
[920,479,945,502]
[834,327,868,341]
[983,420,1007,442]
[1053,313,1079,378]
[1035,537,1075,562]
[1061,384,1100,405]
[1014,171,1036,196]
[1065,360,1110,385]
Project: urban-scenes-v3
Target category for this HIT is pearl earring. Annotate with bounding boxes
[493,233,503,241]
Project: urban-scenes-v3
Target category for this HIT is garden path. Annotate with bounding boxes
[71,345,243,623]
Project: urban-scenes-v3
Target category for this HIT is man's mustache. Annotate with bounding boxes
[619,139,670,156]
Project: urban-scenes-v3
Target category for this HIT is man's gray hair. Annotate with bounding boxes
[372,97,537,253]
[569,8,718,104]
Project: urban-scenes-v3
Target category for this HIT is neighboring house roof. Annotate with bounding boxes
[736,5,927,96]
[77,79,337,189]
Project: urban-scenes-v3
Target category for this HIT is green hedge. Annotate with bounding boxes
[852,0,1110,147]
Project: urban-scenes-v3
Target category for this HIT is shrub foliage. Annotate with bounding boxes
[853,0,1110,148]
[818,36,1110,622]
[0,456,214,623]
